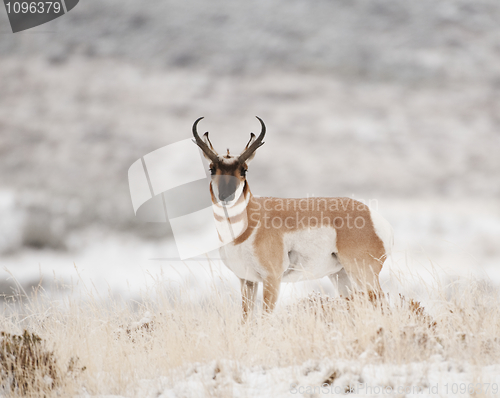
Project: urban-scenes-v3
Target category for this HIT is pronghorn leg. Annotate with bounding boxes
[338,254,384,299]
[328,268,352,298]
[262,276,281,314]
[240,279,258,322]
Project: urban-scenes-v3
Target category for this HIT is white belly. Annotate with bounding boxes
[281,227,342,282]
[219,226,342,283]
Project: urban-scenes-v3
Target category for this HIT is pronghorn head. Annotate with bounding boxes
[192,117,266,205]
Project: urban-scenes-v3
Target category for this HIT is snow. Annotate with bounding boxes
[76,358,500,398]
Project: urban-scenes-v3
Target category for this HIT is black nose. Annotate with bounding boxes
[218,177,237,202]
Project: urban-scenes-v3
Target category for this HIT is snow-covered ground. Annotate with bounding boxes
[2,197,499,397]
[115,358,500,398]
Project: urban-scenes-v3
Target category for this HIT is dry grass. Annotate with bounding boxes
[0,274,499,397]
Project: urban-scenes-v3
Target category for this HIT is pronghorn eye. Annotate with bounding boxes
[209,168,216,175]
[241,169,247,177]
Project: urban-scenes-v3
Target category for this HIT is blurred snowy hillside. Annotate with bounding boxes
[0,0,499,299]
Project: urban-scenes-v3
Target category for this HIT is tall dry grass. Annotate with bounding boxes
[0,269,499,397]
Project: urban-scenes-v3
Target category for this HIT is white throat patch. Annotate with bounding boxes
[212,182,249,244]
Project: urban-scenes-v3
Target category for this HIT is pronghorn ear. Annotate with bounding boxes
[239,133,258,165]
[200,132,218,161]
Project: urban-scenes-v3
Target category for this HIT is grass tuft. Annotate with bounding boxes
[0,329,85,396]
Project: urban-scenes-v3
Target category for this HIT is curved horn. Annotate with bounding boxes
[238,116,266,164]
[192,117,219,163]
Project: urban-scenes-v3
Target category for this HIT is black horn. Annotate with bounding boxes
[238,116,266,164]
[192,117,219,163]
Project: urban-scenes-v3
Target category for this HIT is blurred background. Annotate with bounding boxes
[0,0,499,302]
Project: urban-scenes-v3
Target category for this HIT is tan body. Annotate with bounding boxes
[192,117,393,320]
[213,182,393,318]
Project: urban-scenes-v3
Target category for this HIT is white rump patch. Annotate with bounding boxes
[369,208,394,255]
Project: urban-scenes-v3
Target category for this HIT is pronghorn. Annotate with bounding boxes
[192,117,393,319]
